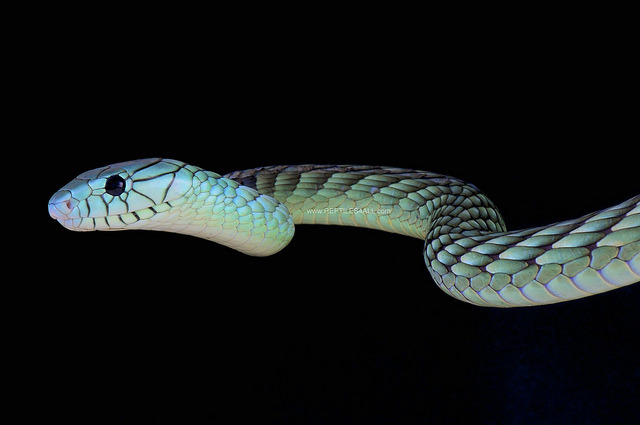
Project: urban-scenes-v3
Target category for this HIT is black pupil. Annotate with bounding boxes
[105,175,126,196]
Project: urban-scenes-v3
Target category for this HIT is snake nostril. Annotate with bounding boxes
[48,190,77,219]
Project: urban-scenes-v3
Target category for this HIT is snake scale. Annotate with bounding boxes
[48,158,640,307]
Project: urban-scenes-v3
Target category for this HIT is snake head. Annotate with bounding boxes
[48,158,201,231]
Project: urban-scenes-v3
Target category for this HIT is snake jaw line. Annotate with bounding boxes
[49,159,640,307]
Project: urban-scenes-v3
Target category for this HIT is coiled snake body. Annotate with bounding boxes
[48,158,640,307]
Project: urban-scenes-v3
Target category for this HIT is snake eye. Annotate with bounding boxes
[105,175,126,196]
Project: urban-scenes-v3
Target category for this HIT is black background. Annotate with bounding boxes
[18,8,640,425]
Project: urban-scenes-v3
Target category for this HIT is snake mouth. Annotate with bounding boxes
[48,183,173,231]
[49,200,174,232]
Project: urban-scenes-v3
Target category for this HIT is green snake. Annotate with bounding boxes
[48,158,640,307]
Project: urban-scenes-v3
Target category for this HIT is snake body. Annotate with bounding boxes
[48,158,640,307]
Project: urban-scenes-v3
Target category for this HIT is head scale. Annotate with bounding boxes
[48,158,200,231]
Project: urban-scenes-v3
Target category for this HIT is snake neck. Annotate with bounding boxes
[122,169,296,256]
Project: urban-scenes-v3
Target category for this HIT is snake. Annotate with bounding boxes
[48,158,640,307]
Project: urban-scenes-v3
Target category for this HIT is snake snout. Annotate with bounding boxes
[48,190,77,220]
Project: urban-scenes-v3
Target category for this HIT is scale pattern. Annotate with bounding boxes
[225,164,640,306]
[224,165,506,238]
[49,159,640,307]
[425,197,639,306]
